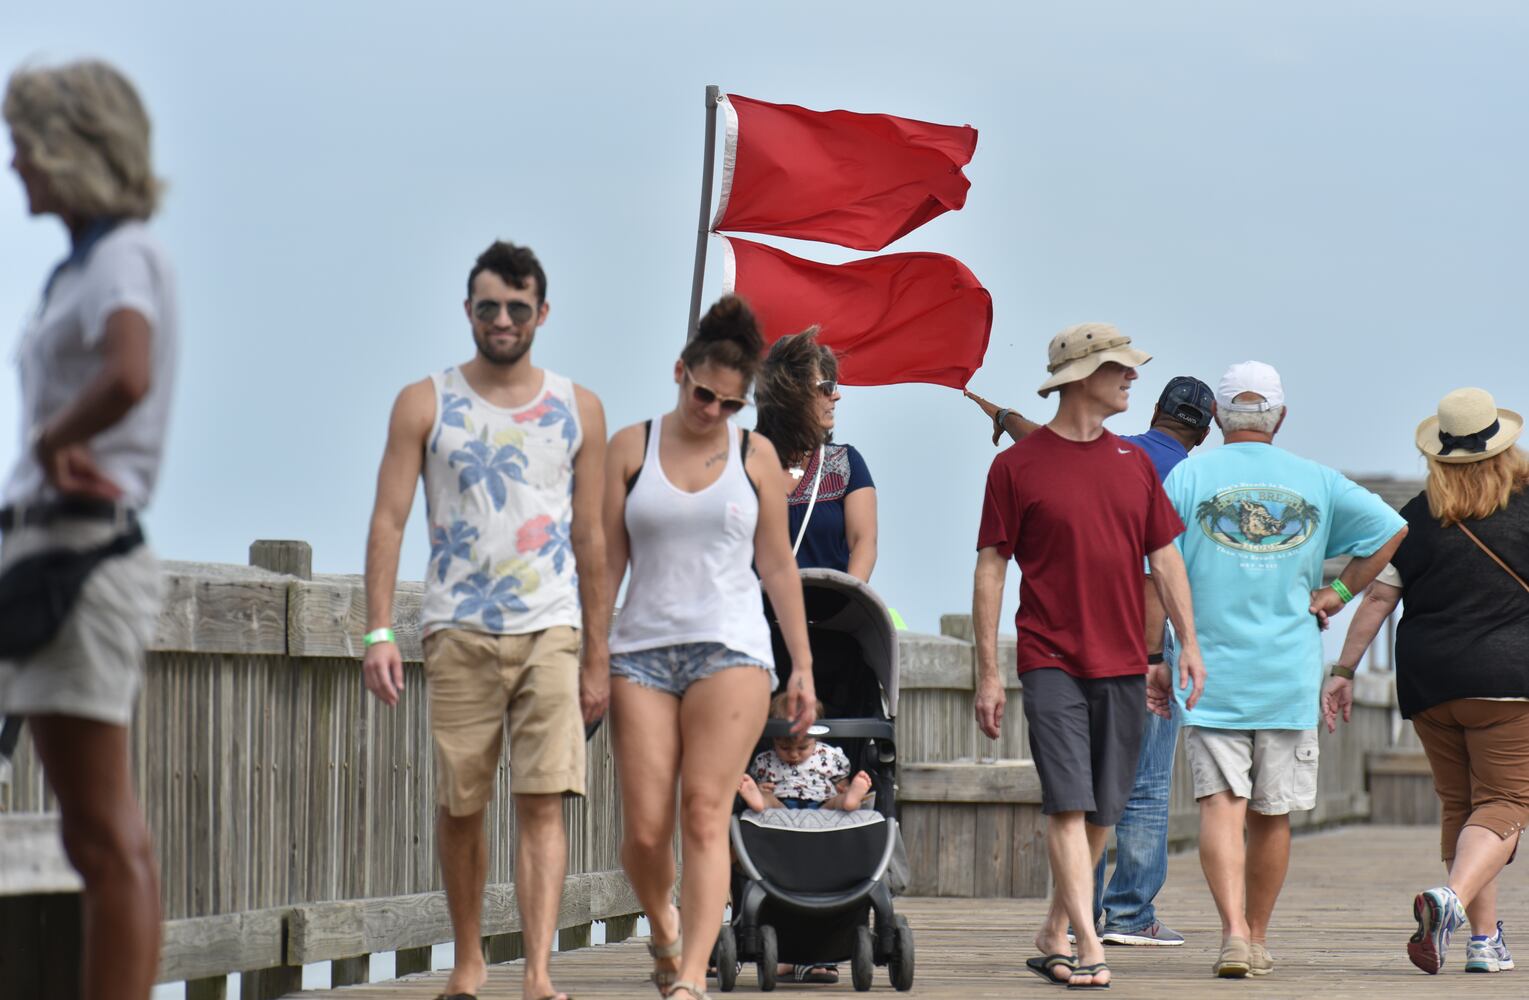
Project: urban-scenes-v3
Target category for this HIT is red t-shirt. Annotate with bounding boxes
[976,427,1185,679]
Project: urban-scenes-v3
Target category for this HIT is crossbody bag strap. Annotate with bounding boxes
[791,444,826,557]
[1458,522,1529,597]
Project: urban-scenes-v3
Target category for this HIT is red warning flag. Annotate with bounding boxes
[712,94,978,252]
[723,237,992,389]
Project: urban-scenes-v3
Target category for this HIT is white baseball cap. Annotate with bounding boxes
[1217,361,1285,412]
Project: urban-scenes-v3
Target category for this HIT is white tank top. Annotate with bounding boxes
[420,366,583,636]
[609,415,774,666]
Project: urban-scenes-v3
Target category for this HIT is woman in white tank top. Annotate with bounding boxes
[604,297,816,1000]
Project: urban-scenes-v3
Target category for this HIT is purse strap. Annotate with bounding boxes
[791,444,826,557]
[1457,522,1529,597]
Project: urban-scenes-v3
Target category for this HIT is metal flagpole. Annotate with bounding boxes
[686,84,722,343]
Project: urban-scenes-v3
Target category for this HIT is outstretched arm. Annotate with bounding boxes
[362,379,433,707]
[570,385,611,725]
[965,389,1043,446]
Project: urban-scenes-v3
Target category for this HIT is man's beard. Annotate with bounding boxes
[475,329,534,367]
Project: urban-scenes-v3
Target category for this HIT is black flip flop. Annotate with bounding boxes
[1067,962,1111,989]
[1025,953,1076,985]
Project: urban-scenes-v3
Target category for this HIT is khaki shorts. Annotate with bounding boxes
[424,625,585,815]
[0,519,162,727]
[1184,726,1319,815]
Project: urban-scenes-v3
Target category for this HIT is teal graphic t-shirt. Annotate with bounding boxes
[1163,443,1404,729]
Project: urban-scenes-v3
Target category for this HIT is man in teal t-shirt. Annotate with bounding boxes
[1155,361,1406,979]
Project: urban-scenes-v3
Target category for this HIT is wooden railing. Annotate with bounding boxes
[1,543,1423,997]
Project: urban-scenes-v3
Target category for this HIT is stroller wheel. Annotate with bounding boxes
[889,915,915,991]
[757,924,778,991]
[851,924,875,991]
[715,923,738,992]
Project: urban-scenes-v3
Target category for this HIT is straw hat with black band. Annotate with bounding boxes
[1415,387,1523,464]
[1036,322,1152,398]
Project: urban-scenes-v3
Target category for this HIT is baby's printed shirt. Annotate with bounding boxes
[752,742,851,802]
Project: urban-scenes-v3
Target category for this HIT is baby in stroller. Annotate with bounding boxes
[738,693,873,812]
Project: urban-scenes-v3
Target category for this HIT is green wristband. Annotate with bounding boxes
[363,627,395,647]
[1331,580,1355,604]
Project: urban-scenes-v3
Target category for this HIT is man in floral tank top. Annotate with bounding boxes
[361,242,610,1000]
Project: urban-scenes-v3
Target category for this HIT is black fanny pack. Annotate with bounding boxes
[0,521,145,659]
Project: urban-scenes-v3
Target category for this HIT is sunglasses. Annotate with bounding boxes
[685,367,750,415]
[472,299,536,325]
[816,379,838,397]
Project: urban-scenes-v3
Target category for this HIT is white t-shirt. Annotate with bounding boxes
[6,221,178,510]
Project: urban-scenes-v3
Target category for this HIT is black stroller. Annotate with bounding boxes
[714,568,914,992]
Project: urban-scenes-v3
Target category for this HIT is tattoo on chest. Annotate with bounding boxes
[705,448,728,468]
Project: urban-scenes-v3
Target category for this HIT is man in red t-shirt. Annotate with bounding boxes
[973,322,1207,990]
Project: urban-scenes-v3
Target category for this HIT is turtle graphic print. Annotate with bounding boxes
[419,366,584,637]
[1196,486,1322,553]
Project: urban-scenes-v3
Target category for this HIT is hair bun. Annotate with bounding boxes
[696,295,764,353]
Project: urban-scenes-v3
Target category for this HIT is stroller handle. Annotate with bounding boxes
[761,718,895,741]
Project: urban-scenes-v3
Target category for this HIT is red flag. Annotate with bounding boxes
[723,237,992,389]
[712,94,978,252]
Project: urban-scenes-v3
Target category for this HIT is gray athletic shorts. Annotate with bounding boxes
[1020,668,1146,827]
[0,518,161,727]
[1183,726,1320,815]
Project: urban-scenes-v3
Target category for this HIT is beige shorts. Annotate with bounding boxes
[1184,726,1319,815]
[424,625,585,815]
[0,519,162,727]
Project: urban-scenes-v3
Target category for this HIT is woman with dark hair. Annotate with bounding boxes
[604,295,817,1000]
[755,329,878,582]
[1327,387,1529,976]
[0,60,175,1000]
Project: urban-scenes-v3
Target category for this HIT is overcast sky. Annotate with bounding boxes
[5,1,1527,633]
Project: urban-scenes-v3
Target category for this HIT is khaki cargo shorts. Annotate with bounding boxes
[423,625,585,816]
[1184,725,1319,816]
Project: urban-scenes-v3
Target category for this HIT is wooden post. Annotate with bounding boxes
[241,965,303,1000]
[484,931,525,964]
[685,84,722,343]
[395,945,433,976]
[185,977,230,1000]
[605,913,640,944]
[559,922,593,951]
[331,954,370,986]
[249,539,312,580]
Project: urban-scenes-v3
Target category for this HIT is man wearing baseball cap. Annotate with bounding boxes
[1155,361,1407,979]
[966,374,1215,948]
[973,323,1207,989]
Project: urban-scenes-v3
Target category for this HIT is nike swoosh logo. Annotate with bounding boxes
[1118,448,1132,454]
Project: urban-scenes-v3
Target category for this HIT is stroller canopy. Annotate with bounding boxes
[785,568,900,718]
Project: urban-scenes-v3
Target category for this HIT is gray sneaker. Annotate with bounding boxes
[1249,941,1274,976]
[1101,921,1185,946]
[1465,922,1515,973]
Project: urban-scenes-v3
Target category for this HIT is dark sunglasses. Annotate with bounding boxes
[685,367,749,415]
[816,379,838,397]
[472,299,536,325]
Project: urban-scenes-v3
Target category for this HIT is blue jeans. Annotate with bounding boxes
[1093,699,1181,933]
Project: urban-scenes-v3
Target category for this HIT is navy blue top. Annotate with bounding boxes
[786,443,875,573]
[1121,428,1189,483]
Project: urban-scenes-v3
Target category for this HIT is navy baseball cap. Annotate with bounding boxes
[1156,376,1215,429]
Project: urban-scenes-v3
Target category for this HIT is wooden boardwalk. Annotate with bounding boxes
[287,825,1524,999]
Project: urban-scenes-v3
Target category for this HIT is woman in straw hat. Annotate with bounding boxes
[1325,387,1529,976]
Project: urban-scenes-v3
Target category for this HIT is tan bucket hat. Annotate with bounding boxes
[1415,387,1523,464]
[1036,322,1152,398]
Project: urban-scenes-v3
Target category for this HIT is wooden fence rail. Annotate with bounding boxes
[0,544,1423,998]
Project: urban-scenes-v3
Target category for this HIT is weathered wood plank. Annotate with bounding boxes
[0,815,82,895]
[897,634,974,689]
[1368,750,1432,776]
[286,576,425,661]
[152,564,289,654]
[934,804,977,897]
[899,760,1043,804]
[157,909,285,984]
[250,539,313,581]
[286,871,640,964]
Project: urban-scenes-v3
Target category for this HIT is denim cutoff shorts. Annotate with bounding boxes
[610,641,776,697]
